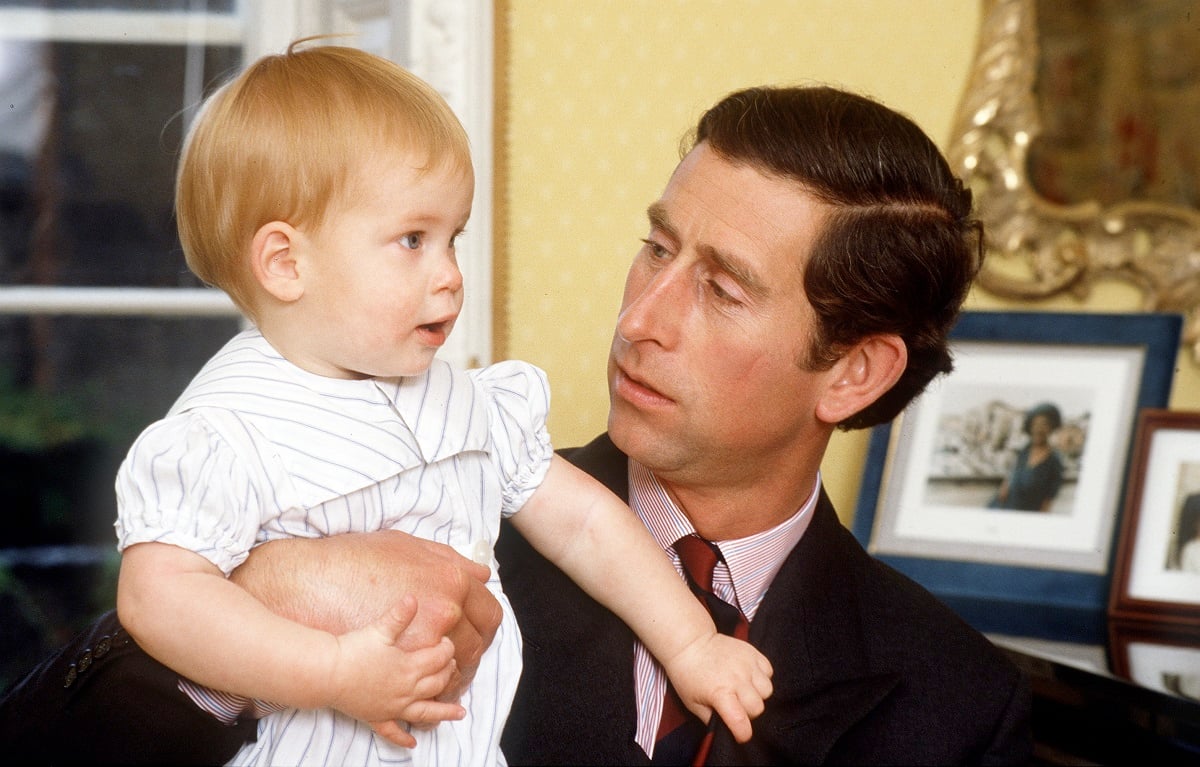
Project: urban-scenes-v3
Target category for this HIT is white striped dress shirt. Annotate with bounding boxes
[628,460,818,756]
[115,328,553,766]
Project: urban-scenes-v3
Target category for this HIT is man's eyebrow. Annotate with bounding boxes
[647,202,770,299]
[700,242,770,300]
[645,202,676,241]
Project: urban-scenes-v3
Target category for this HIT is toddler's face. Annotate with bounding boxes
[290,152,474,379]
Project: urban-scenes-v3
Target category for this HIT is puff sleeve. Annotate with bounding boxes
[114,412,268,575]
[471,360,554,518]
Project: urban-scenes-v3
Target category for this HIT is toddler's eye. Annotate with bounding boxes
[400,233,423,250]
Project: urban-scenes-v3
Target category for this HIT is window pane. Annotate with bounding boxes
[0,39,240,287]
[0,313,240,689]
[0,314,241,484]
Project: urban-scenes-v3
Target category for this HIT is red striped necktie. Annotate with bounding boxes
[652,534,750,766]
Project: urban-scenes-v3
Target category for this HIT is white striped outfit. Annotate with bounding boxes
[115,328,551,766]
[627,460,818,757]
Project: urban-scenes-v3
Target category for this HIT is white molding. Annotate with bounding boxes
[242,0,322,61]
[0,287,237,316]
[0,9,242,44]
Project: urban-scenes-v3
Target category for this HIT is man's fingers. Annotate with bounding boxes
[401,698,468,726]
[459,555,492,585]
[461,575,503,645]
[418,562,501,695]
[452,571,502,683]
[371,720,416,749]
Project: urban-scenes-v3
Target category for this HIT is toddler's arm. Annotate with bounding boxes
[117,541,465,746]
[508,455,773,743]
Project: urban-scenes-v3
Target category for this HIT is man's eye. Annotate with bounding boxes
[709,279,742,305]
[640,239,669,259]
[400,233,423,250]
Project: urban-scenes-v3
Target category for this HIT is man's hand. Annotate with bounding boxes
[231,531,503,699]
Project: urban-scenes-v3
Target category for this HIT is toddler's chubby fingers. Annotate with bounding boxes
[375,595,420,646]
[759,654,775,677]
[406,638,457,700]
[755,667,774,700]
[739,684,766,720]
[711,688,753,743]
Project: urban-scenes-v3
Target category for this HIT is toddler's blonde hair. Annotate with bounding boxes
[175,39,471,319]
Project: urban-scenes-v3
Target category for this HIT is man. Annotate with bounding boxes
[0,85,1030,765]
[494,86,1029,764]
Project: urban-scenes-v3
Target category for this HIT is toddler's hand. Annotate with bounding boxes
[665,633,773,743]
[325,595,465,747]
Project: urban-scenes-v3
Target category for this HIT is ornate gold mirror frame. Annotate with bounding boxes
[948,0,1200,356]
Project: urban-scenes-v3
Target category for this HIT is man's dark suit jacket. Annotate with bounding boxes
[496,433,1033,765]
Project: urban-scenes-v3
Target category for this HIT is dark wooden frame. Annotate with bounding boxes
[1109,410,1200,626]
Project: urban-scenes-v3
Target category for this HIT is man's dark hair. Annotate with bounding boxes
[689,85,983,429]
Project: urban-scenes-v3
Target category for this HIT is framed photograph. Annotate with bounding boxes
[853,311,1181,634]
[1109,410,1200,625]
[1109,620,1200,703]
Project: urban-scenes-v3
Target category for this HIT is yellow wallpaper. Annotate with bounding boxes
[500,0,1200,521]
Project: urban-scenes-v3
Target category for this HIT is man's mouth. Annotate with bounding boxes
[614,364,672,406]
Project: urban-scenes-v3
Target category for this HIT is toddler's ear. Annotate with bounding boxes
[250,221,304,302]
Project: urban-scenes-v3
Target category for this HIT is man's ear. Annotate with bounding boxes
[815,334,907,425]
[250,221,304,303]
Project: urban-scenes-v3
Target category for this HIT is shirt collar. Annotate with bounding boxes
[172,328,492,503]
[627,460,818,620]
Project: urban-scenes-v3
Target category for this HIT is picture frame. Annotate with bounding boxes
[1109,619,1200,703]
[1109,410,1200,625]
[853,311,1182,638]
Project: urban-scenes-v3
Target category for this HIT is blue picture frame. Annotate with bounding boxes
[852,311,1182,641]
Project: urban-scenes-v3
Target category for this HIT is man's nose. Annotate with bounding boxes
[616,264,685,347]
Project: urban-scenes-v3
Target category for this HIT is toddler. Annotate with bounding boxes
[114,40,772,766]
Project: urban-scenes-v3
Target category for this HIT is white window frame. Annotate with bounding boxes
[0,0,493,370]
